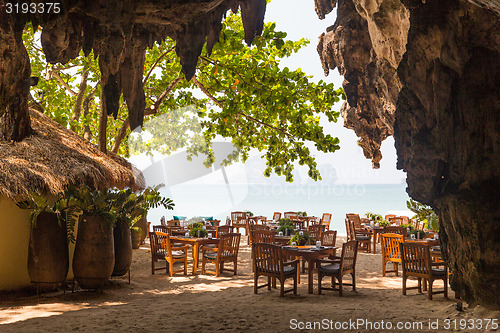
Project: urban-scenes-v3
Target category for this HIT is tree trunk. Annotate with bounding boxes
[0,13,31,141]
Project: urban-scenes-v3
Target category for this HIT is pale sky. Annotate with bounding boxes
[264,0,407,184]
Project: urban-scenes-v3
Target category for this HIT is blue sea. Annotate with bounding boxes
[147,183,412,234]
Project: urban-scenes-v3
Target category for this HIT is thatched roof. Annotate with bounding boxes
[0,109,145,199]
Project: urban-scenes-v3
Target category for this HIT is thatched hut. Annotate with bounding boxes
[0,109,145,291]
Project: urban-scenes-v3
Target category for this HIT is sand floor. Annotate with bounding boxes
[0,236,498,333]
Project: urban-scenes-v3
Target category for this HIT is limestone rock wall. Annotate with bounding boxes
[316,0,500,309]
[0,0,267,139]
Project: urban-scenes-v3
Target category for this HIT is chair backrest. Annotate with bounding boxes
[155,231,175,257]
[388,217,404,226]
[400,242,432,276]
[252,242,285,275]
[284,211,299,220]
[383,226,408,238]
[149,231,166,259]
[218,233,241,259]
[210,219,221,227]
[385,214,396,221]
[340,240,358,274]
[216,225,234,238]
[251,230,276,244]
[309,224,325,240]
[345,219,354,241]
[231,211,247,225]
[167,220,180,227]
[321,230,337,247]
[380,233,404,261]
[272,212,281,221]
[346,213,362,229]
[321,213,332,229]
[248,224,270,244]
[153,225,170,234]
[400,216,409,224]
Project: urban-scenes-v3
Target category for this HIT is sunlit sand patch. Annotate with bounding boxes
[0,303,89,325]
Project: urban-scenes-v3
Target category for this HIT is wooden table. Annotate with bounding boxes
[170,236,219,274]
[282,245,337,294]
[299,216,318,228]
[275,235,292,245]
[368,226,384,253]
[248,216,267,224]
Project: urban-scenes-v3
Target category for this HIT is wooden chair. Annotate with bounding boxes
[308,224,325,241]
[321,230,337,248]
[265,212,281,227]
[388,217,404,226]
[166,219,180,227]
[201,233,241,277]
[253,242,299,297]
[150,231,189,276]
[380,233,404,276]
[400,242,448,300]
[216,225,234,238]
[383,226,408,238]
[385,214,396,221]
[153,225,169,233]
[320,213,332,230]
[317,240,358,296]
[346,213,366,231]
[346,219,371,252]
[230,211,248,234]
[284,211,299,220]
[248,224,270,245]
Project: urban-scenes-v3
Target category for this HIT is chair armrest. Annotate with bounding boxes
[355,230,371,235]
[284,259,300,266]
[316,258,340,264]
[200,245,218,252]
[172,245,190,252]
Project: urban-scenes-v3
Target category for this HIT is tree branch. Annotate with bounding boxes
[111,75,182,154]
[143,46,175,84]
[70,69,89,131]
[51,71,77,96]
[191,76,292,140]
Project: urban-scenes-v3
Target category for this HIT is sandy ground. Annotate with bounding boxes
[0,236,498,333]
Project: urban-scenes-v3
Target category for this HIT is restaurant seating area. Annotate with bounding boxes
[146,210,447,301]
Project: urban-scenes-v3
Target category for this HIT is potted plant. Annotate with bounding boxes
[277,218,295,236]
[189,222,208,238]
[407,199,440,231]
[290,231,315,246]
[133,185,174,245]
[16,193,77,291]
[66,185,117,290]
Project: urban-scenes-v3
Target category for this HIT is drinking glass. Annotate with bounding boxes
[410,234,415,240]
[185,231,189,237]
[278,231,283,237]
[291,242,297,246]
[299,231,303,236]
[316,241,321,248]
[208,233,213,239]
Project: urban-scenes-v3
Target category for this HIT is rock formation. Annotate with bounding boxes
[0,0,267,140]
[316,0,500,309]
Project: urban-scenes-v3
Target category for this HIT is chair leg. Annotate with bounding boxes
[402,273,407,295]
[428,279,433,300]
[351,271,356,291]
[183,258,187,275]
[443,275,448,299]
[338,276,343,296]
[234,260,237,275]
[202,258,206,275]
[267,276,271,291]
[318,274,323,295]
[254,274,259,294]
[293,275,297,295]
[216,260,220,277]
[280,279,285,297]
[382,260,386,277]
[152,259,155,275]
[418,278,422,293]
[169,262,174,277]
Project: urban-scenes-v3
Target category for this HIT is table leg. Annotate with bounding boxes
[192,244,199,275]
[373,232,377,254]
[307,258,314,294]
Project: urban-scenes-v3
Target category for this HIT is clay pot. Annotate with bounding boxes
[28,212,69,290]
[136,215,148,245]
[131,228,141,249]
[112,219,132,276]
[73,215,114,290]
